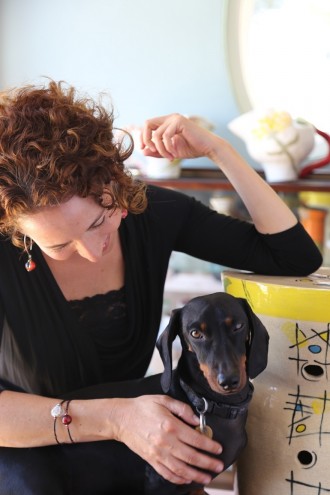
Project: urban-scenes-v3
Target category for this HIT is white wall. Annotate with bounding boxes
[0,0,240,145]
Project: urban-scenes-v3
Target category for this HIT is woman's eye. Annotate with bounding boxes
[51,244,67,252]
[92,214,106,229]
[190,330,204,339]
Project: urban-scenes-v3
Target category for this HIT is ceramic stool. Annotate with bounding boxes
[222,268,330,495]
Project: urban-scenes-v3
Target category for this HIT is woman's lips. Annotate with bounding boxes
[102,234,110,254]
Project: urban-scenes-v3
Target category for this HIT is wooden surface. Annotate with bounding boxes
[143,168,330,193]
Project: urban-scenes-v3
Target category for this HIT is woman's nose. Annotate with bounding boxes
[75,239,103,262]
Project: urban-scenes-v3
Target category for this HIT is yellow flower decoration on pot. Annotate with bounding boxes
[252,110,293,139]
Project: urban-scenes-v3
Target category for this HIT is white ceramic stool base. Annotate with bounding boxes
[222,269,330,495]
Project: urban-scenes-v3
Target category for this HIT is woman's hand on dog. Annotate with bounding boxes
[110,394,224,485]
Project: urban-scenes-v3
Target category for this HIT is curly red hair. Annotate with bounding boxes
[0,80,147,247]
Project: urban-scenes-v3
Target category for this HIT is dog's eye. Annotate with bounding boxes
[233,323,244,332]
[190,329,204,339]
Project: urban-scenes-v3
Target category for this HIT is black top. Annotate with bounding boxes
[68,287,127,382]
[0,185,322,396]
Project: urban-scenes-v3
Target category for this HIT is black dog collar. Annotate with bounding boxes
[179,379,254,420]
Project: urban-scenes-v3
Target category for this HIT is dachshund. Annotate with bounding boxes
[145,292,269,495]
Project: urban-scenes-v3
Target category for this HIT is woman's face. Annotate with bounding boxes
[18,195,123,262]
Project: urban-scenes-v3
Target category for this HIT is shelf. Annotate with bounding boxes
[142,167,330,193]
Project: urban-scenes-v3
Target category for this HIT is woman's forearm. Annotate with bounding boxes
[0,390,117,447]
[0,390,224,486]
[209,138,298,234]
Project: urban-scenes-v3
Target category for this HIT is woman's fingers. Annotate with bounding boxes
[151,462,193,486]
[114,395,224,485]
[162,396,222,455]
[140,113,219,161]
[151,431,223,485]
[151,120,182,159]
[152,396,224,481]
[156,402,224,476]
[160,394,200,425]
[141,114,185,159]
[153,457,212,486]
[140,115,165,154]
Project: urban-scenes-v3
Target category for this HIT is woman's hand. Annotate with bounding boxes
[110,394,224,486]
[140,113,221,162]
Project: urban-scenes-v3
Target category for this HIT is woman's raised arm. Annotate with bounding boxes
[141,113,299,234]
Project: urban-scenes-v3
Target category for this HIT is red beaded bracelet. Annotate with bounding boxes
[51,399,74,444]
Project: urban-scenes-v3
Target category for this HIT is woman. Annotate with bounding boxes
[0,80,322,494]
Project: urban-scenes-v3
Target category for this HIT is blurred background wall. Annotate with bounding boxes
[0,0,242,163]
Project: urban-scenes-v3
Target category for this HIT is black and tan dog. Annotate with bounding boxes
[145,292,269,495]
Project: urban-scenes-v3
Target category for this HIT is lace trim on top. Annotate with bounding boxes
[68,286,126,327]
[68,287,128,381]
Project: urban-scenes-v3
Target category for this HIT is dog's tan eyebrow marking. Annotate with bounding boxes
[200,322,207,333]
[225,317,233,326]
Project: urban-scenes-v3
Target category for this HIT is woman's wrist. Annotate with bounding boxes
[105,397,134,442]
[62,398,120,443]
[206,136,243,171]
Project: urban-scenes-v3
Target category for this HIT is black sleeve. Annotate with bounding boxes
[0,302,28,393]
[148,186,323,276]
[0,301,5,392]
[0,379,26,393]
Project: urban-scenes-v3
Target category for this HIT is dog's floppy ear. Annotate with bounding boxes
[156,308,182,393]
[238,298,269,379]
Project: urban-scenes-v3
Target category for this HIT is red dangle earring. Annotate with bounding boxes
[24,235,36,272]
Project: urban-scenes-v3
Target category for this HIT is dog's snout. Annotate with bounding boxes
[217,373,240,391]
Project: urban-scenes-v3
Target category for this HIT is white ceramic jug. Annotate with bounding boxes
[228,110,330,182]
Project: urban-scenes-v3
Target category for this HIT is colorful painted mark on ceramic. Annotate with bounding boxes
[285,385,330,446]
[284,322,330,493]
[286,470,330,494]
[286,322,330,380]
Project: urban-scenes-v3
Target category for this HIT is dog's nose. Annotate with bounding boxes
[218,374,240,391]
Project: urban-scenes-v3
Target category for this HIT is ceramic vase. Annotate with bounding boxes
[143,157,181,179]
[222,269,330,495]
[227,110,316,183]
[261,160,299,182]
